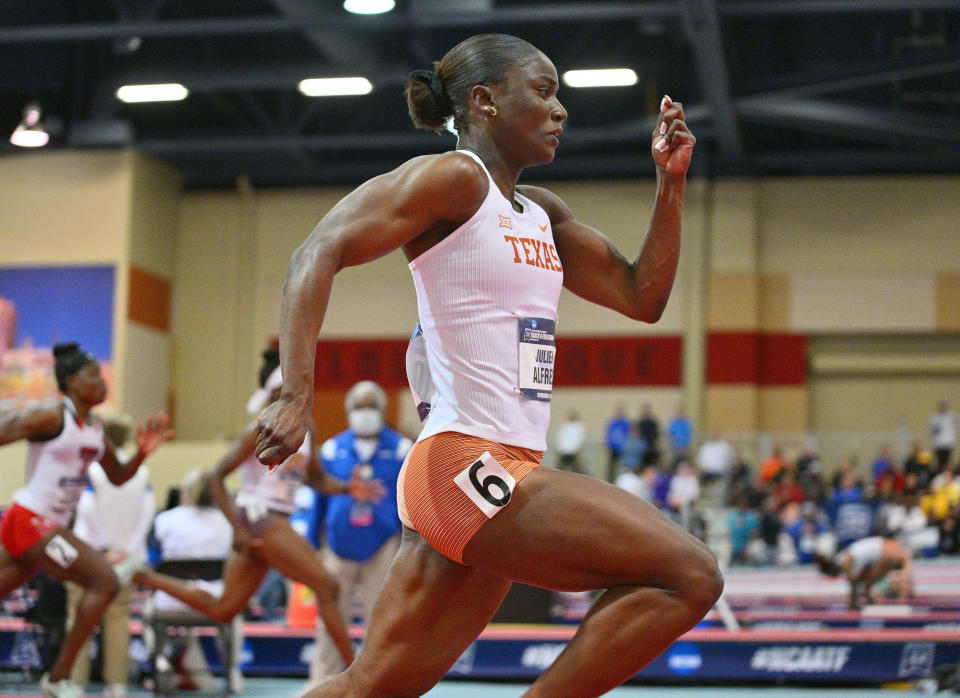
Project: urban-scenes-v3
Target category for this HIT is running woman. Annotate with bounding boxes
[256,33,723,698]
[0,343,172,698]
[134,349,382,669]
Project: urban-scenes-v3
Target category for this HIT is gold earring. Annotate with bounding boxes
[488,107,497,116]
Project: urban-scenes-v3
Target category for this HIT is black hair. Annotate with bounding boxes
[259,346,280,388]
[405,33,541,133]
[53,342,95,392]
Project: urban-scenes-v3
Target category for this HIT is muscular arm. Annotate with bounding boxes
[209,427,258,532]
[522,176,684,322]
[0,403,63,446]
[519,97,692,323]
[256,153,487,464]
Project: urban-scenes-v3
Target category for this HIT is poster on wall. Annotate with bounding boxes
[0,266,114,410]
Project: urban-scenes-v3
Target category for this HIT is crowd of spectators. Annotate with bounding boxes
[601,401,960,568]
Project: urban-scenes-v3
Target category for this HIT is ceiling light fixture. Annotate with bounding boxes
[343,0,395,14]
[562,68,639,88]
[298,77,374,97]
[9,102,49,148]
[115,83,189,103]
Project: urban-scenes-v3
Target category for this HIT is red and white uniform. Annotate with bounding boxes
[408,149,564,452]
[235,430,312,515]
[13,398,104,527]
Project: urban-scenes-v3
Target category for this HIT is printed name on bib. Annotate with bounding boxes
[517,317,556,401]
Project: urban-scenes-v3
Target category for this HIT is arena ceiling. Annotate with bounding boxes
[2,0,960,188]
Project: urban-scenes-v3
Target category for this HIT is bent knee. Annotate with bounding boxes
[678,551,724,613]
[93,572,121,601]
[208,605,241,624]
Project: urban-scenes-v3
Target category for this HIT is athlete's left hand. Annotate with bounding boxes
[652,95,695,177]
[135,412,174,457]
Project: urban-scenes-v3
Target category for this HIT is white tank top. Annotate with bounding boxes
[845,536,884,573]
[409,150,564,452]
[235,430,312,514]
[14,398,105,527]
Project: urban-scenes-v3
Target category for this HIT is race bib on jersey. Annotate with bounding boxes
[54,476,89,515]
[517,317,555,401]
[454,451,516,519]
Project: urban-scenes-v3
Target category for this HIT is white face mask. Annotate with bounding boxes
[348,408,383,437]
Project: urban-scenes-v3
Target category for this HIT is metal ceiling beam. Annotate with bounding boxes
[737,97,960,151]
[0,3,680,44]
[743,46,960,99]
[722,0,960,15]
[265,0,383,73]
[680,0,743,160]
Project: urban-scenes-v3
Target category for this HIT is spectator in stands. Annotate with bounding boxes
[827,469,875,551]
[758,444,786,485]
[923,467,960,525]
[67,416,154,698]
[785,502,829,565]
[666,461,700,517]
[904,441,936,491]
[603,404,631,483]
[667,402,693,463]
[727,496,759,566]
[147,470,240,693]
[871,444,895,484]
[553,410,587,474]
[794,445,821,482]
[308,381,412,688]
[637,403,661,466]
[875,461,906,497]
[799,461,829,505]
[929,401,958,472]
[617,423,647,474]
[614,462,649,501]
[881,491,938,554]
[754,495,783,565]
[695,431,735,506]
[772,468,805,510]
[939,505,959,556]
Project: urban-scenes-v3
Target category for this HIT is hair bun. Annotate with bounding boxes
[409,70,451,111]
[53,342,80,358]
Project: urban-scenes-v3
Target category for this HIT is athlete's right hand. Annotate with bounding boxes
[255,396,308,467]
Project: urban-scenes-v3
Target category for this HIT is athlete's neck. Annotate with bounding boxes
[456,143,521,206]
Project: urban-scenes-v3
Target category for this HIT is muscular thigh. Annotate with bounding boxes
[257,517,329,587]
[352,527,511,694]
[21,529,114,588]
[462,467,714,591]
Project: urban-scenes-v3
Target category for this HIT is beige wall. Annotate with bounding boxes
[3,149,960,498]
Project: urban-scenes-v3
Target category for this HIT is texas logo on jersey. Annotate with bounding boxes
[503,234,563,272]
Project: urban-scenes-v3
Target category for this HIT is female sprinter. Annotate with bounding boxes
[255,33,723,698]
[134,349,383,670]
[0,342,172,698]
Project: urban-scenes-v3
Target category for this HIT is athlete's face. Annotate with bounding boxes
[67,361,108,405]
[492,53,567,165]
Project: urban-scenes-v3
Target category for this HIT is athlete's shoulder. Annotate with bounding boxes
[517,185,572,223]
[21,400,67,441]
[393,151,489,202]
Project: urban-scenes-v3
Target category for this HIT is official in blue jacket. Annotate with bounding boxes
[308,380,412,686]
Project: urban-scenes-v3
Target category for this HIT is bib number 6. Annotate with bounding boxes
[454,451,517,519]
